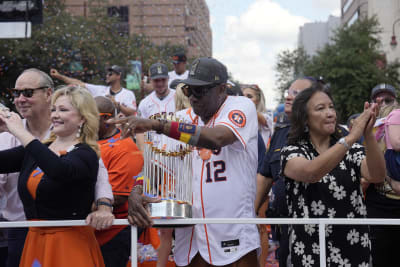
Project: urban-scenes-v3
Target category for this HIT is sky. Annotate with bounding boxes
[204,0,341,109]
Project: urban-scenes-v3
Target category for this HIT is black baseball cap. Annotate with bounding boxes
[170,79,183,89]
[371,83,397,100]
[172,52,187,64]
[181,57,228,87]
[107,65,123,75]
[149,63,168,79]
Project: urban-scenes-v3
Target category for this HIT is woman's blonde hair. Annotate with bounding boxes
[47,85,100,157]
[379,103,400,118]
[175,83,191,111]
[241,84,267,113]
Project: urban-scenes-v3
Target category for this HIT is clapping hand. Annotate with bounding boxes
[0,108,25,136]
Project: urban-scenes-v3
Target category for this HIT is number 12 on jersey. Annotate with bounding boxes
[205,160,227,183]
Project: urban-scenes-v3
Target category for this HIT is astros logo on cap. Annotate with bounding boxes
[190,60,199,75]
[228,110,246,128]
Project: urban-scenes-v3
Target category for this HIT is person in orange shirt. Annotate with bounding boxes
[94,96,144,267]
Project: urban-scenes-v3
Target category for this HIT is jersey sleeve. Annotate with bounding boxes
[137,100,147,119]
[214,97,258,150]
[85,83,108,97]
[120,90,137,110]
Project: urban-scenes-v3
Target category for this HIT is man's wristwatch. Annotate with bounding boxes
[337,137,350,150]
[96,200,113,211]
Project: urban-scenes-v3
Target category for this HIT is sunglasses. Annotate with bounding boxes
[182,84,218,98]
[99,112,113,118]
[11,86,48,98]
[283,89,301,98]
[376,97,396,105]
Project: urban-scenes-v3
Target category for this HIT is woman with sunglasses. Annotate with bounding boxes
[242,85,273,147]
[0,86,105,267]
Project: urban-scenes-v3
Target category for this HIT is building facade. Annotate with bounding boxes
[298,15,341,57]
[64,0,212,58]
[341,0,400,63]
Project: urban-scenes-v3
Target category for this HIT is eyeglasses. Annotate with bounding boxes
[11,86,48,98]
[283,89,301,98]
[374,97,396,105]
[182,84,218,98]
[106,72,115,76]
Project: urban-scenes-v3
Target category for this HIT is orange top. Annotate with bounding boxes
[96,131,144,245]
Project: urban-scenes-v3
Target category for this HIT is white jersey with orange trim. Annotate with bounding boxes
[137,89,176,120]
[174,96,260,266]
[138,89,176,150]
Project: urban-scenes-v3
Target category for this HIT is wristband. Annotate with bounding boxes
[188,127,201,146]
[133,178,143,187]
[96,201,113,209]
[169,121,180,139]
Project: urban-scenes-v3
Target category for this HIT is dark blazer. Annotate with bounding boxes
[0,139,98,220]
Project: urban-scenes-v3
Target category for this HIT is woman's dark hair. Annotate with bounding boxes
[288,83,342,144]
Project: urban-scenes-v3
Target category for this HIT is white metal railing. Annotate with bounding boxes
[2,218,400,267]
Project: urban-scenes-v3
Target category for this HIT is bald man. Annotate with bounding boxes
[94,96,144,267]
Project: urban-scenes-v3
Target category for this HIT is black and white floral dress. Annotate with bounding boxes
[280,139,371,267]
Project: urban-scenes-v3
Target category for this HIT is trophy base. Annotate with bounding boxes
[148,200,192,228]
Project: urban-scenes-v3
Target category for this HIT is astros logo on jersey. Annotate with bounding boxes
[228,110,246,128]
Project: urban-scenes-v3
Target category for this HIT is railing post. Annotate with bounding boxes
[319,222,326,267]
[131,226,138,267]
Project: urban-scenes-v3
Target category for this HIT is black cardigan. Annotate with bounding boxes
[0,139,98,220]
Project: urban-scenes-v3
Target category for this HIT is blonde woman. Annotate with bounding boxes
[242,85,273,146]
[0,86,104,267]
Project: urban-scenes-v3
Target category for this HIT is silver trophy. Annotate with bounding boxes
[143,128,193,220]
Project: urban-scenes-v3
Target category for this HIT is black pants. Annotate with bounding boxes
[6,228,28,267]
[370,225,400,267]
[101,226,143,267]
[276,224,289,267]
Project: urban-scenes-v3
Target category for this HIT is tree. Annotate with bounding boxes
[0,0,184,106]
[274,47,310,102]
[304,17,400,122]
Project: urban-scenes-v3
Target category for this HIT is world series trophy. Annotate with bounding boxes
[142,119,193,220]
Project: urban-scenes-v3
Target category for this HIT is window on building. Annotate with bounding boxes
[0,0,43,24]
[342,0,354,15]
[347,10,359,26]
[107,6,129,35]
[107,6,129,22]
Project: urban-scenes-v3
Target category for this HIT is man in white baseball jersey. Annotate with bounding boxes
[137,62,176,267]
[50,65,136,116]
[138,62,175,120]
[168,52,189,90]
[114,57,260,267]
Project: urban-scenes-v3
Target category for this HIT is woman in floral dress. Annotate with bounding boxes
[280,85,386,266]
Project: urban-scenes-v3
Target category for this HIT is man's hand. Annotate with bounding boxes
[107,116,158,138]
[50,68,62,79]
[127,189,161,228]
[86,204,115,230]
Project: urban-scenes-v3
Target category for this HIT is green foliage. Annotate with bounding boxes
[0,0,184,105]
[275,47,309,102]
[304,17,400,122]
[274,17,400,122]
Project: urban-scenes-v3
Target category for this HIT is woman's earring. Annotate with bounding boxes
[76,124,82,138]
[305,125,309,132]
